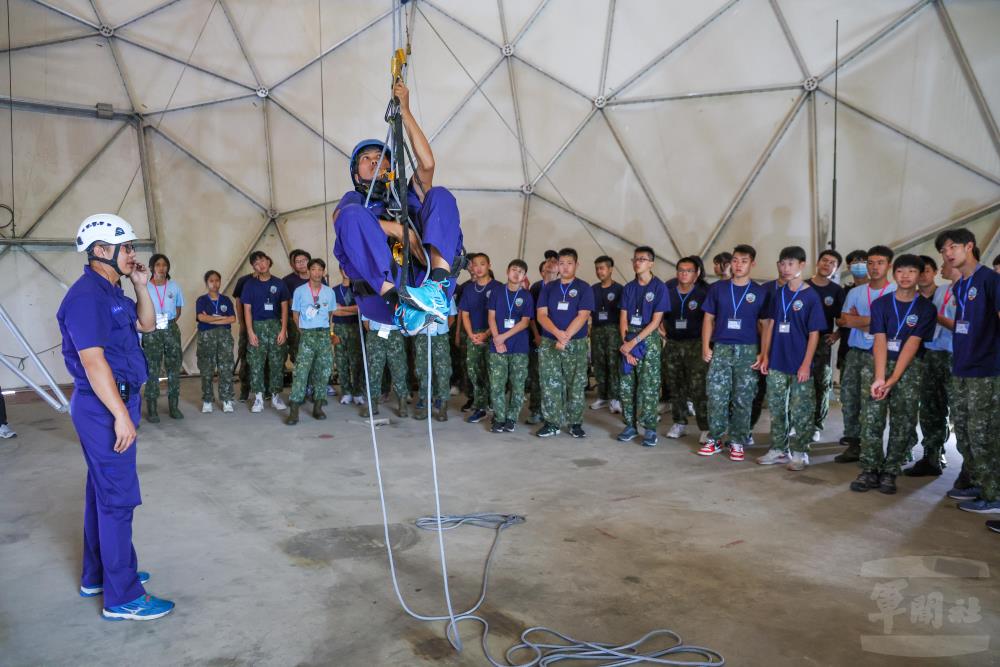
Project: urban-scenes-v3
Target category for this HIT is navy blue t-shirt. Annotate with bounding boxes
[332,284,359,325]
[233,273,253,300]
[240,276,290,322]
[459,279,502,331]
[806,279,846,334]
[591,281,623,328]
[950,266,1000,377]
[703,279,770,345]
[869,293,936,361]
[537,277,596,340]
[665,283,708,341]
[196,294,235,331]
[488,286,535,354]
[619,277,670,329]
[767,284,826,375]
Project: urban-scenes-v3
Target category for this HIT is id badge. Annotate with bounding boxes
[378,328,390,339]
[630,315,643,326]
[503,318,516,329]
[598,311,609,321]
[887,338,901,353]
[155,313,168,330]
[557,301,569,311]
[264,302,274,312]
[862,331,874,341]
[675,319,687,330]
[727,318,742,330]
[955,320,970,335]
[305,306,319,319]
[778,322,791,334]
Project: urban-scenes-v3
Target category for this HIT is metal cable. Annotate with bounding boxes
[5,0,14,235]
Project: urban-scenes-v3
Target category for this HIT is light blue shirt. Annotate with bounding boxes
[363,315,398,332]
[842,282,896,350]
[292,283,335,330]
[925,283,955,353]
[146,279,184,320]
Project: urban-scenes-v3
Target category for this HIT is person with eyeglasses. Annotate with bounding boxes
[57,213,174,621]
[142,253,185,422]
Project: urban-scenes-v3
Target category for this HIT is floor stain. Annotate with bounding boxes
[282,523,419,565]
[787,474,831,486]
[623,575,642,585]
[572,458,607,468]
[0,532,29,546]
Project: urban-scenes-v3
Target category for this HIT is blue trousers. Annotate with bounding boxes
[71,391,145,608]
[333,186,463,325]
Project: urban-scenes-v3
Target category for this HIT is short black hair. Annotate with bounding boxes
[558,247,578,262]
[818,249,842,266]
[845,249,868,264]
[919,255,937,272]
[508,259,528,272]
[307,258,326,270]
[934,228,976,252]
[149,253,171,279]
[594,255,614,267]
[893,254,924,273]
[538,261,546,273]
[249,250,271,265]
[634,246,655,261]
[713,251,732,266]
[289,249,311,263]
[867,245,894,262]
[993,254,1000,268]
[732,244,756,261]
[203,270,221,283]
[469,252,490,264]
[543,249,558,260]
[779,246,806,263]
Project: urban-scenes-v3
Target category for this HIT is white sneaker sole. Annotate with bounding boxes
[757,457,790,466]
[697,448,722,456]
[102,607,173,621]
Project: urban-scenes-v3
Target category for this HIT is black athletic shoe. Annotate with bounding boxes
[569,424,586,438]
[466,409,487,424]
[835,442,861,463]
[878,473,898,495]
[987,521,1000,534]
[489,421,505,433]
[461,398,474,412]
[503,419,515,432]
[535,422,561,438]
[903,457,943,477]
[850,471,880,492]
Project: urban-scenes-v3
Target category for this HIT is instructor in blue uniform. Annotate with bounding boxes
[57,213,174,621]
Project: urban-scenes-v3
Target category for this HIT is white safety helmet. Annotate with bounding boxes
[75,213,138,253]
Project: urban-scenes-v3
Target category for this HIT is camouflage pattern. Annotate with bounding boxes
[538,338,589,426]
[859,356,923,475]
[465,330,491,410]
[750,373,766,428]
[664,338,708,430]
[237,324,250,398]
[415,333,453,403]
[290,329,333,404]
[286,318,300,364]
[706,343,760,444]
[451,329,470,396]
[143,320,183,401]
[196,327,235,402]
[766,369,817,454]
[246,318,288,395]
[364,328,408,403]
[950,375,1000,501]
[619,330,662,430]
[917,349,951,462]
[811,336,835,432]
[488,352,529,422]
[527,348,541,415]
[840,347,866,439]
[590,325,621,401]
[333,322,363,396]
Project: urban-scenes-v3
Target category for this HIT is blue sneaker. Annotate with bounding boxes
[947,486,981,500]
[466,408,487,424]
[616,426,638,442]
[80,571,150,597]
[957,498,1000,514]
[400,280,449,322]
[102,593,174,621]
[642,429,658,447]
[395,303,434,336]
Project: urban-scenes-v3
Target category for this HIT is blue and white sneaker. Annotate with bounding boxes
[80,571,150,597]
[616,426,638,442]
[946,486,981,500]
[641,429,658,447]
[957,498,1000,514]
[400,280,450,323]
[102,593,174,621]
[395,303,434,336]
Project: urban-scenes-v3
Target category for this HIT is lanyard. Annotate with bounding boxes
[210,297,220,315]
[730,280,752,317]
[153,281,167,310]
[938,288,951,315]
[867,283,888,310]
[676,286,693,314]
[310,283,322,305]
[505,287,520,322]
[559,281,571,302]
[780,283,803,322]
[891,297,917,340]
[955,266,982,320]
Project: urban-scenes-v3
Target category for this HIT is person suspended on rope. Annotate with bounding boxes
[332,80,464,335]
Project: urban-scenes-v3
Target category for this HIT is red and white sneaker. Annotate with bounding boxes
[729,443,745,461]
[697,439,723,456]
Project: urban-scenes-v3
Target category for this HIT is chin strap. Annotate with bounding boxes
[89,244,126,276]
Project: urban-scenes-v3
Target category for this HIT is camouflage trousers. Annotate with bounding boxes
[538,338,588,426]
[917,350,951,462]
[333,322,363,397]
[286,319,301,365]
[247,318,287,395]
[840,347,867,439]
[750,373,767,429]
[488,352,529,422]
[527,347,541,415]
[766,369,816,453]
[142,320,182,401]
[591,326,621,401]
[664,338,708,430]
[196,327,234,402]
[860,356,923,475]
[466,331,491,410]
[451,331,469,395]
[812,336,835,431]
[950,375,1000,501]
[364,328,408,403]
[415,333,453,403]
[290,329,333,404]
[619,330,662,430]
[707,343,759,444]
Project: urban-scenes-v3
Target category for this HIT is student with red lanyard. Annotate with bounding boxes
[143,254,185,422]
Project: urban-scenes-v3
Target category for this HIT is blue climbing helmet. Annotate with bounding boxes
[350,139,391,194]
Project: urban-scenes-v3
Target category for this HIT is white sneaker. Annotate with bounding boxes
[590,398,608,410]
[271,394,287,410]
[609,399,622,414]
[0,424,16,439]
[450,386,459,396]
[666,423,687,439]
[222,401,234,413]
[340,394,353,405]
[787,452,809,471]
[811,430,822,443]
[788,428,797,437]
[354,395,366,405]
[746,434,756,447]
[201,402,213,414]
[756,449,790,465]
[251,393,264,413]
[699,430,709,444]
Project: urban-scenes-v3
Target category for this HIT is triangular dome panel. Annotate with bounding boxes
[515,0,610,97]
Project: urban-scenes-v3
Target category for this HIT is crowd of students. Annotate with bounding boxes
[137,230,1000,536]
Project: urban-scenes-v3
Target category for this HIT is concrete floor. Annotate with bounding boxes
[1,379,997,666]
